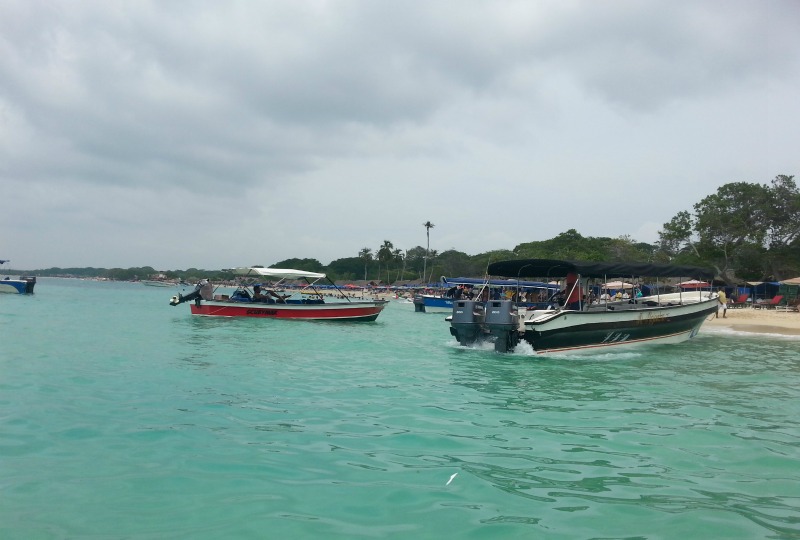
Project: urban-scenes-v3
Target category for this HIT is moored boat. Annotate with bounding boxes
[414,277,558,313]
[169,267,387,321]
[448,259,719,354]
[0,260,36,294]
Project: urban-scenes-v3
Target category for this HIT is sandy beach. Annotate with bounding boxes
[704,306,800,336]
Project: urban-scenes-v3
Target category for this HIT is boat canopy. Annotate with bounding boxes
[232,267,327,280]
[442,276,557,289]
[488,259,715,281]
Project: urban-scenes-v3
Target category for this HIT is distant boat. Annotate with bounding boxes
[0,260,36,294]
[170,267,387,322]
[140,279,178,287]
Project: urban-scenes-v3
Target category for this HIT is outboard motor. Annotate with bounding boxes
[170,279,212,307]
[484,300,519,352]
[22,276,36,294]
[413,295,426,312]
[449,300,485,345]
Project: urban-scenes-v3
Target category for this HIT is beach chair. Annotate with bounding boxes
[754,295,784,310]
[729,293,750,308]
[775,298,799,312]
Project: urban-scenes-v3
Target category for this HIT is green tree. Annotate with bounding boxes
[358,247,372,281]
[326,257,362,282]
[762,175,800,277]
[435,249,473,278]
[513,229,655,262]
[377,240,394,283]
[392,248,404,281]
[404,246,427,277]
[425,249,438,283]
[658,175,800,281]
[270,258,324,273]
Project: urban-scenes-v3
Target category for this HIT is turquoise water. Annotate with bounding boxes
[2,278,799,539]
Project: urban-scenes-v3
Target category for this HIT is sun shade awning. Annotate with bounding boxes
[232,267,327,280]
[487,259,715,280]
[442,276,558,289]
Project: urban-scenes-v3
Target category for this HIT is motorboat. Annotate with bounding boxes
[0,260,36,294]
[414,277,558,313]
[448,259,719,354]
[169,267,387,321]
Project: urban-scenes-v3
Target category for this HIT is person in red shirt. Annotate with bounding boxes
[564,272,582,310]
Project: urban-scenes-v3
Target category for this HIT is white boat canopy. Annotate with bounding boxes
[232,267,327,280]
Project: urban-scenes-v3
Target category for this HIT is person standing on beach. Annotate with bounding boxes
[717,289,728,318]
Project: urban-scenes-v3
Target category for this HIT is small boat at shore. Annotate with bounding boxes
[169,267,387,321]
[0,260,36,294]
[448,259,719,354]
[413,277,559,313]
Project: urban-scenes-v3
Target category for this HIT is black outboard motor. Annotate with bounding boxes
[484,300,519,352]
[170,279,212,307]
[449,300,485,345]
[21,276,36,294]
[413,295,426,312]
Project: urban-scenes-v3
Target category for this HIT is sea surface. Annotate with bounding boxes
[1,278,799,539]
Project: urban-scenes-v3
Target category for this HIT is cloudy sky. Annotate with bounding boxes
[2,1,798,270]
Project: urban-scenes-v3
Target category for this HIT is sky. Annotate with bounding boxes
[2,1,799,270]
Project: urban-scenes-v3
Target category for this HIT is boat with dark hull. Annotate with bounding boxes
[449,259,719,354]
[0,260,36,294]
[170,267,387,322]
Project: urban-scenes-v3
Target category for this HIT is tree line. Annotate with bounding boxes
[16,175,799,284]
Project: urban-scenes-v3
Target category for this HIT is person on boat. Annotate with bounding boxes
[253,285,290,303]
[563,272,582,310]
[252,285,268,302]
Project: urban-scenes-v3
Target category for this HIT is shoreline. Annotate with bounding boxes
[703,307,800,336]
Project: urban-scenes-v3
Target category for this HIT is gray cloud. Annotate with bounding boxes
[1,0,798,269]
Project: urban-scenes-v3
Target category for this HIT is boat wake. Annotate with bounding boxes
[509,340,644,361]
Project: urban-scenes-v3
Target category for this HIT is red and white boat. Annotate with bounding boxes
[169,267,388,322]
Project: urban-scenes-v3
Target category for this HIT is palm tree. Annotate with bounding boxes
[393,248,404,281]
[358,247,372,281]
[377,240,394,284]
[427,249,438,283]
[423,221,435,282]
